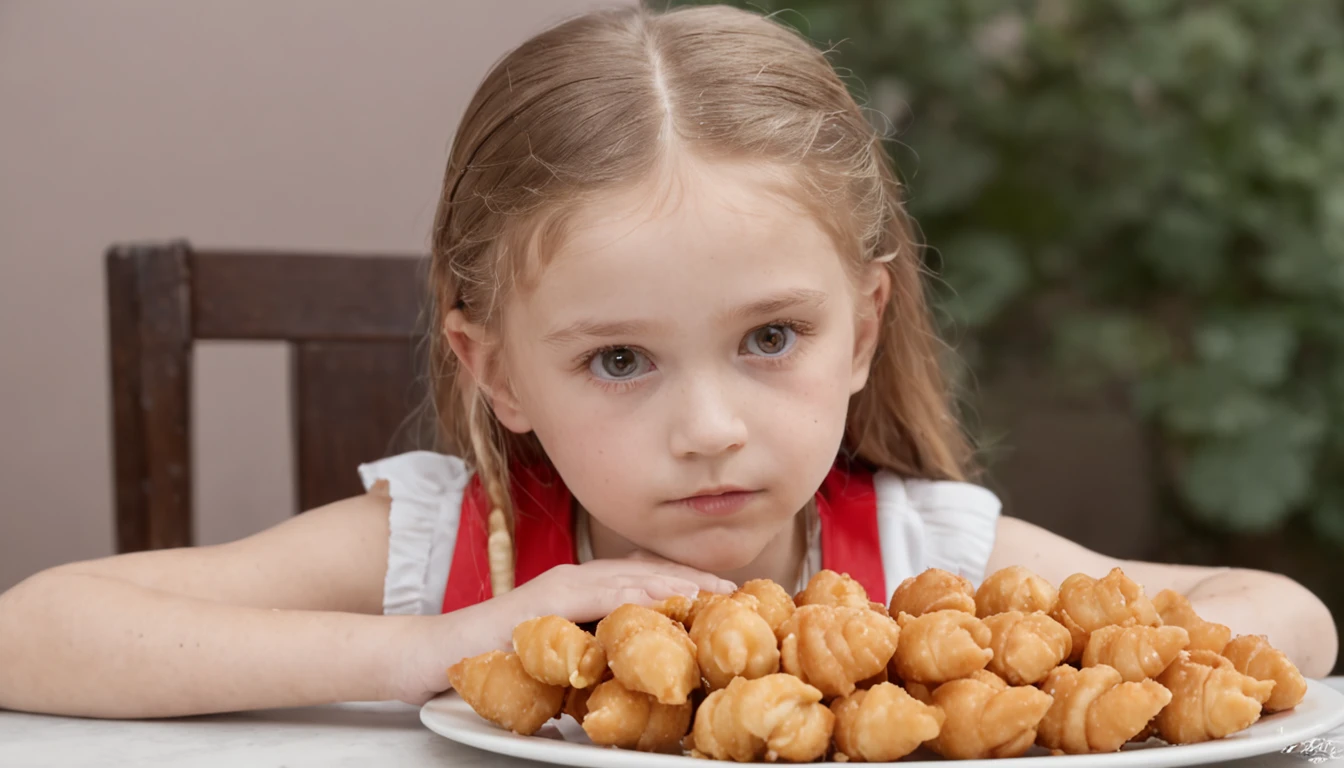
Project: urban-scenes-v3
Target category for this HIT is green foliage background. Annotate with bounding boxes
[671,0,1344,549]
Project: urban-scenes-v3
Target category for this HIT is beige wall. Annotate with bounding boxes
[0,0,627,590]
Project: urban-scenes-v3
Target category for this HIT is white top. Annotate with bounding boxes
[358,450,1003,616]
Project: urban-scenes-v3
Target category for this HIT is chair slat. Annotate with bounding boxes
[192,252,425,341]
[292,340,424,512]
[106,247,151,553]
[110,243,195,551]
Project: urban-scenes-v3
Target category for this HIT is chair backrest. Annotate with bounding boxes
[106,241,429,552]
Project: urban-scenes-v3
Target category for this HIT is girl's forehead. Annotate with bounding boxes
[506,159,851,331]
[552,159,836,279]
[574,155,807,232]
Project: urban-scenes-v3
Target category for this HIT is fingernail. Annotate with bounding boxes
[718,579,738,593]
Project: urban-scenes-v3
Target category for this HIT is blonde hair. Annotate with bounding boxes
[428,4,974,595]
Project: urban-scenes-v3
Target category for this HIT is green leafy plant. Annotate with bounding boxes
[673,0,1344,545]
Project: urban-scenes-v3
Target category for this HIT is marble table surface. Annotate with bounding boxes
[3,679,1344,767]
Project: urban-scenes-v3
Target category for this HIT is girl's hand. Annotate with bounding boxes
[390,558,735,705]
[507,557,737,624]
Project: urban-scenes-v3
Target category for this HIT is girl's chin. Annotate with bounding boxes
[642,536,771,576]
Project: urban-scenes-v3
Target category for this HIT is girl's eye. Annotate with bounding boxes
[744,324,797,357]
[589,347,651,381]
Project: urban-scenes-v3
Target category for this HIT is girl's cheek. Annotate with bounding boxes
[562,419,646,476]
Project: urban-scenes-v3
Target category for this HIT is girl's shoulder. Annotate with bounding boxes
[357,451,473,616]
[358,450,471,499]
[871,470,1003,588]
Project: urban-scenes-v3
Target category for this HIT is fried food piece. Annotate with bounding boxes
[1081,624,1189,682]
[566,663,613,716]
[830,682,945,762]
[687,674,834,763]
[910,669,1053,759]
[893,609,993,685]
[794,569,871,610]
[888,568,977,617]
[562,685,592,722]
[855,666,888,690]
[737,579,795,635]
[1155,650,1276,744]
[1052,568,1160,661]
[983,610,1072,685]
[1221,634,1307,712]
[1152,589,1232,654]
[1129,721,1157,744]
[681,592,725,632]
[651,595,695,626]
[778,604,900,698]
[689,591,781,690]
[1036,664,1173,754]
[512,615,607,689]
[579,678,692,753]
[446,650,565,735]
[595,604,698,705]
[976,565,1059,617]
[682,579,791,635]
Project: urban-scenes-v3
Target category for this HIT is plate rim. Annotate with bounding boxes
[421,678,1344,767]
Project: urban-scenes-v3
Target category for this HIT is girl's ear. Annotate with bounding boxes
[850,264,892,394]
[443,309,533,434]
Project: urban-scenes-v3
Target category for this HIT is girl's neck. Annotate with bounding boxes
[584,508,809,590]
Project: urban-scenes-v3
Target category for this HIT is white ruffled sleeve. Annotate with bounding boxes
[873,471,1003,601]
[358,451,470,616]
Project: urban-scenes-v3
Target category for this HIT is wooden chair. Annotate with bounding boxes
[106,241,430,553]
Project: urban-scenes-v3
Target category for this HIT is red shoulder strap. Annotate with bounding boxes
[440,473,492,613]
[815,463,886,602]
[441,464,576,614]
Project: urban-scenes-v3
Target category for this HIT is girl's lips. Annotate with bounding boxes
[672,490,761,517]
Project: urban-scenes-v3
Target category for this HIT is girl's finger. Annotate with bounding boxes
[642,576,703,599]
[604,574,700,599]
[582,556,736,594]
[649,564,736,594]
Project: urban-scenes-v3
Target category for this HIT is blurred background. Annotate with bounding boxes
[2,1,1341,671]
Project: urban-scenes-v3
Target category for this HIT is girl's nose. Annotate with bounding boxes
[668,378,748,459]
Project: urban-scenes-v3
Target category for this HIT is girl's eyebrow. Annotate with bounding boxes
[543,318,659,347]
[727,288,827,321]
[542,288,828,347]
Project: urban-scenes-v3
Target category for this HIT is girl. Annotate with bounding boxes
[0,4,1335,719]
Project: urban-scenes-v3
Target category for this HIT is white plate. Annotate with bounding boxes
[421,679,1344,767]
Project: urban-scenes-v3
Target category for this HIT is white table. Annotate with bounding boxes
[4,681,1344,767]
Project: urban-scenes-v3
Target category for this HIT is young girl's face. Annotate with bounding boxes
[492,156,884,574]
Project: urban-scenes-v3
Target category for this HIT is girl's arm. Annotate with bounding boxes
[0,493,419,717]
[987,516,1339,678]
[0,492,732,719]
